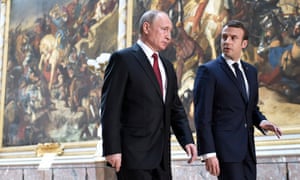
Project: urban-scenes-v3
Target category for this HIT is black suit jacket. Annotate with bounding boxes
[193,56,266,163]
[101,43,194,170]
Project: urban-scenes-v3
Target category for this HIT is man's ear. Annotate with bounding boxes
[242,40,248,49]
[143,22,150,35]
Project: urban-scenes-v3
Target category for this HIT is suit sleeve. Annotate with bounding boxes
[101,52,128,156]
[169,64,194,149]
[193,65,216,156]
[171,94,194,147]
[250,67,267,133]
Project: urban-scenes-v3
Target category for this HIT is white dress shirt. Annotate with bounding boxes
[137,40,167,102]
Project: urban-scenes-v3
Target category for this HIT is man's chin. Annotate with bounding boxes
[223,53,232,59]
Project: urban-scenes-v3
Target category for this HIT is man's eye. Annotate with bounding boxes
[232,36,238,40]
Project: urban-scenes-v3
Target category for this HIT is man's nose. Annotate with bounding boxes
[166,32,171,40]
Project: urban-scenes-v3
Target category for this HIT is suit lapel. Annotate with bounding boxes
[161,56,172,104]
[132,44,163,98]
[241,61,253,102]
[218,57,248,103]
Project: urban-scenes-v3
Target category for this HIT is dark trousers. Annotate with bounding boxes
[218,148,256,180]
[116,163,171,180]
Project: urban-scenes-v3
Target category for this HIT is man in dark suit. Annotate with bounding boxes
[100,10,197,180]
[193,20,282,180]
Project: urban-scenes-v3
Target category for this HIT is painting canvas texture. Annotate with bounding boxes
[3,0,118,147]
[132,0,300,132]
[2,0,300,147]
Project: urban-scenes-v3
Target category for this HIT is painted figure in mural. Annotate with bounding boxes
[251,0,300,103]
[193,20,282,179]
[188,0,229,59]
[101,10,197,180]
[38,34,68,91]
[278,21,300,103]
[49,4,69,49]
[66,0,82,27]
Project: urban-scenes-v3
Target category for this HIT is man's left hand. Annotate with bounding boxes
[185,144,197,163]
[260,121,282,139]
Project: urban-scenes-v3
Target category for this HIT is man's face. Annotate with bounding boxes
[143,13,173,52]
[221,26,248,61]
[293,24,300,37]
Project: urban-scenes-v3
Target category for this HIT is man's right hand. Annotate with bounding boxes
[105,153,122,172]
[205,156,220,176]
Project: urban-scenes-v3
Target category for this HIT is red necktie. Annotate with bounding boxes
[152,53,163,95]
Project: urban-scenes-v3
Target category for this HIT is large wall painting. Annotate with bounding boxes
[131,0,300,134]
[1,0,300,151]
[1,0,118,148]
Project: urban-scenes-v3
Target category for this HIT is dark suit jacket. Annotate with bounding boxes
[193,56,266,163]
[101,43,194,170]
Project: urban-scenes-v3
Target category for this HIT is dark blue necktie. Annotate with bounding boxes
[233,63,247,100]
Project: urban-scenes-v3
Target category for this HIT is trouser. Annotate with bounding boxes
[117,161,172,180]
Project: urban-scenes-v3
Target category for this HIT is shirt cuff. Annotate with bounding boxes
[259,119,268,135]
[199,152,216,161]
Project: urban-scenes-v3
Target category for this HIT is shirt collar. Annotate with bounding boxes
[222,54,242,67]
[137,39,158,60]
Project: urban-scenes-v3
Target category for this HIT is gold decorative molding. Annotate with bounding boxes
[35,143,64,157]
[126,0,133,47]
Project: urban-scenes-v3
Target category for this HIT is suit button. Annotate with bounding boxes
[244,123,247,128]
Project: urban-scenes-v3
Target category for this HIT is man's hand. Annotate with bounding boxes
[105,153,122,172]
[185,144,197,163]
[205,156,220,176]
[260,121,282,139]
